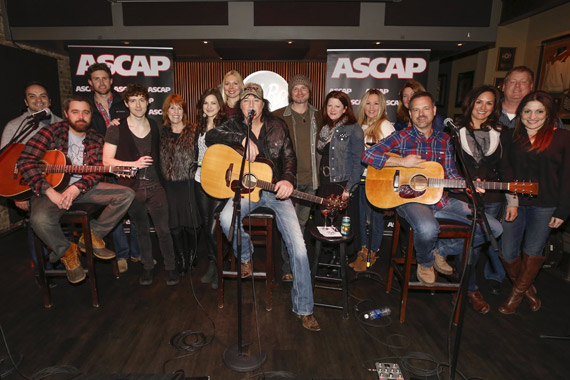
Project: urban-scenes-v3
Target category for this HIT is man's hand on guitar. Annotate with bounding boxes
[242,138,259,162]
[274,180,293,199]
[397,154,426,168]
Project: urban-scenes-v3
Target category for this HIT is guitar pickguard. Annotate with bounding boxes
[398,185,426,199]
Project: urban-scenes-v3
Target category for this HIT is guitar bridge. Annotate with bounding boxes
[392,170,400,192]
[225,163,233,188]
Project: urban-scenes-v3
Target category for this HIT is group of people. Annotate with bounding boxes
[2,63,568,332]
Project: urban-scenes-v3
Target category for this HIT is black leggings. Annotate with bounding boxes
[194,181,225,261]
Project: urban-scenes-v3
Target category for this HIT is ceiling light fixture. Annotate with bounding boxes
[457,43,463,47]
[203,41,208,44]
[288,41,293,45]
[375,41,381,45]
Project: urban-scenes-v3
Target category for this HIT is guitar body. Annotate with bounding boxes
[201,144,274,202]
[0,144,68,200]
[366,162,444,209]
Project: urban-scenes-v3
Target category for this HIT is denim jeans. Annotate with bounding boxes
[396,198,503,268]
[30,182,135,262]
[219,192,314,315]
[502,206,555,260]
[359,183,384,252]
[129,182,176,271]
[112,220,140,261]
[453,201,504,292]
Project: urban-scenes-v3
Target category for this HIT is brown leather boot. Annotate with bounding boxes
[349,246,367,268]
[467,290,490,314]
[521,254,544,312]
[501,256,539,310]
[499,254,545,314]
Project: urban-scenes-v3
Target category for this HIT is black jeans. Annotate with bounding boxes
[195,181,224,261]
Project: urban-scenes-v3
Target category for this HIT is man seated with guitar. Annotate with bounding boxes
[361,91,503,286]
[17,95,135,284]
[205,83,320,332]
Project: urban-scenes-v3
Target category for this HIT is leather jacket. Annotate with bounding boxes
[205,115,297,187]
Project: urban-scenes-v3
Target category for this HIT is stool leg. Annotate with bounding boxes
[340,242,349,319]
[400,231,414,323]
[34,233,52,308]
[81,216,99,308]
[216,216,224,309]
[312,240,322,288]
[386,220,401,293]
[266,219,273,311]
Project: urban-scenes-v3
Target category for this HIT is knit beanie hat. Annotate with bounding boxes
[288,74,312,97]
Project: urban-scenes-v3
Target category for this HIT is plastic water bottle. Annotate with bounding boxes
[363,307,391,320]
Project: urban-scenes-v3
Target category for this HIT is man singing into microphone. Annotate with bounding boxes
[362,91,502,286]
[205,83,320,332]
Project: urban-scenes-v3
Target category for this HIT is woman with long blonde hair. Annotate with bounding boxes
[221,70,244,117]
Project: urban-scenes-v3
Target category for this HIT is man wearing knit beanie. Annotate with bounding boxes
[273,74,322,282]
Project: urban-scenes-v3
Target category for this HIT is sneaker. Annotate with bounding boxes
[129,256,141,263]
[433,252,453,275]
[416,264,435,286]
[78,230,116,259]
[139,269,153,286]
[297,314,321,332]
[166,270,179,286]
[117,259,128,273]
[241,260,252,278]
[60,243,86,284]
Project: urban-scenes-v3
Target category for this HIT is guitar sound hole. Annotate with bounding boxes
[409,174,428,191]
[398,185,426,199]
[242,174,257,190]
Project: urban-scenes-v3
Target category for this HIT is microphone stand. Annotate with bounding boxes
[222,111,266,372]
[446,123,501,380]
[0,117,40,155]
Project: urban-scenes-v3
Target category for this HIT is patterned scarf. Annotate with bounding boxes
[318,116,347,151]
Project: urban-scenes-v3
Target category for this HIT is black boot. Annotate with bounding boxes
[171,231,188,275]
[201,259,218,288]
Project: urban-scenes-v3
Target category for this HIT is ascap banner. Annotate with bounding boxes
[68,45,174,124]
[326,49,430,122]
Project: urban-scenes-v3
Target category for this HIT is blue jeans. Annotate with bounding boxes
[396,198,503,268]
[112,220,140,261]
[359,183,384,252]
[219,192,314,315]
[502,206,555,260]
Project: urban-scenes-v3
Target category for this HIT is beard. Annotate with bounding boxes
[68,119,91,133]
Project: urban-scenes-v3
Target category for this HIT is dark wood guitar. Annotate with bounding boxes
[201,144,347,210]
[365,160,538,209]
[0,143,138,200]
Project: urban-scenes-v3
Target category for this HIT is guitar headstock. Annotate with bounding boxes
[323,194,348,211]
[509,181,539,195]
[112,166,139,178]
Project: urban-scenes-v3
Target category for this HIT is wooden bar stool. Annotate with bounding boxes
[311,228,354,319]
[386,215,472,323]
[216,207,277,311]
[34,204,119,308]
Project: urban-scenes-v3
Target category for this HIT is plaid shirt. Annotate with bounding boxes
[361,125,463,209]
[94,93,113,127]
[17,121,105,197]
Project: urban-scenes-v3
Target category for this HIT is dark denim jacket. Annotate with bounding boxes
[325,122,364,191]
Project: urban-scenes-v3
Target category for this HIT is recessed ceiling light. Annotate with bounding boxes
[123,41,130,45]
[203,41,209,44]
[457,43,463,47]
[288,41,294,45]
[375,41,381,45]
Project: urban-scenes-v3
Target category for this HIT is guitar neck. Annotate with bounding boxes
[257,180,326,205]
[44,165,111,175]
[428,178,510,191]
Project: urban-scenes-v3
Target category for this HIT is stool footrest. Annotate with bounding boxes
[314,275,342,283]
[315,284,342,291]
[314,302,343,310]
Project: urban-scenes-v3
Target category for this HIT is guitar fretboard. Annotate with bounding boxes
[43,165,112,174]
[428,178,510,191]
[256,179,330,206]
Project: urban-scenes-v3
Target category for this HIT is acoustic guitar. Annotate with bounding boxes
[201,144,347,210]
[365,160,538,209]
[0,143,138,200]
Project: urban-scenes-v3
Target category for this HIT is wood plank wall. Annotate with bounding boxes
[173,61,327,123]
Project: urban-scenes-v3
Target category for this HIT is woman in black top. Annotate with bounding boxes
[160,94,200,275]
[451,85,514,314]
[500,91,570,314]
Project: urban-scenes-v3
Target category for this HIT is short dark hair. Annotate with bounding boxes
[87,63,112,80]
[63,94,93,113]
[24,81,49,99]
[409,91,435,108]
[122,83,149,102]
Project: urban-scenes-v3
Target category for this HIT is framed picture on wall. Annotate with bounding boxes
[537,33,570,120]
[435,74,447,106]
[455,71,474,107]
[496,47,516,71]
[493,77,504,94]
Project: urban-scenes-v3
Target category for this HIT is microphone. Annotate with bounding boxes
[248,108,256,120]
[28,108,51,121]
[443,117,460,130]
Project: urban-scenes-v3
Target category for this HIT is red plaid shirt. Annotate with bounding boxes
[17,121,104,197]
[94,93,114,127]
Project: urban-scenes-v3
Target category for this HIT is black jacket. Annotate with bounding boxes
[85,90,129,136]
[205,115,297,187]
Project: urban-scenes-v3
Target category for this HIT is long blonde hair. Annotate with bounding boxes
[358,89,389,143]
[221,70,244,103]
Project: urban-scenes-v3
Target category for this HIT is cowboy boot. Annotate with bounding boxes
[501,256,540,311]
[521,253,544,312]
[499,254,545,314]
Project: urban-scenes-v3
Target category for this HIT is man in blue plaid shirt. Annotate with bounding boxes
[17,95,134,284]
[362,91,502,285]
